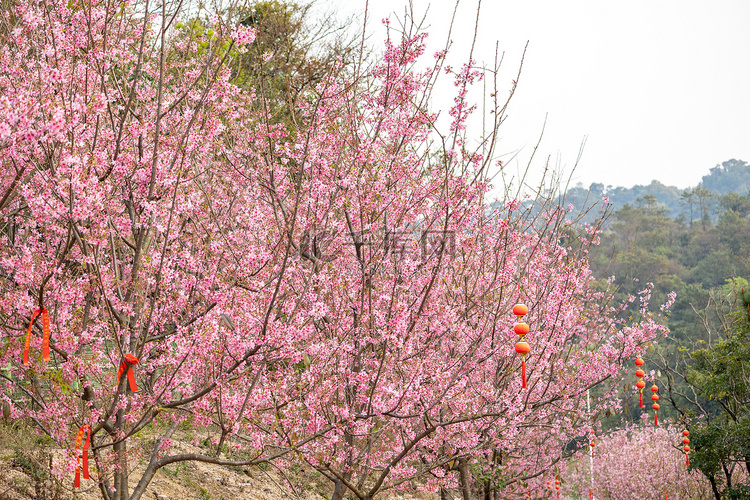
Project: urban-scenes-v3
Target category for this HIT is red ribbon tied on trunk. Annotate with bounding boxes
[23,308,50,366]
[74,425,91,487]
[116,354,139,392]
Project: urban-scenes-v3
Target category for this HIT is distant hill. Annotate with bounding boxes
[699,158,750,194]
[562,158,749,224]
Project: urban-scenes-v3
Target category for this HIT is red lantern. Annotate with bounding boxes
[513,303,529,317]
[515,341,531,389]
[635,357,644,367]
[683,429,690,437]
[636,379,646,407]
[514,342,531,354]
[651,385,659,425]
[514,322,530,336]
[635,369,645,378]
[683,438,690,445]
[684,445,690,453]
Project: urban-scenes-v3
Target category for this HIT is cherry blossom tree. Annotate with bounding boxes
[0,1,298,498]
[0,0,670,499]
[565,424,713,500]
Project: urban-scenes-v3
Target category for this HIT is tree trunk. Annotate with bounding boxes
[92,446,114,500]
[722,459,732,490]
[114,408,130,500]
[458,458,472,500]
[216,428,228,457]
[331,479,346,500]
[708,474,721,500]
[129,422,178,500]
[331,430,354,500]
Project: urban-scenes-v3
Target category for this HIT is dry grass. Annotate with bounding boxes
[0,424,438,500]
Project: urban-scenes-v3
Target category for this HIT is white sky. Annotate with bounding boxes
[327,0,750,191]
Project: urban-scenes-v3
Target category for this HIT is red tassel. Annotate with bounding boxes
[116,354,139,392]
[22,310,36,366]
[41,309,49,362]
[74,425,90,487]
[521,358,527,389]
[82,427,90,479]
[655,411,658,426]
[23,308,50,366]
[640,390,643,408]
[686,453,689,466]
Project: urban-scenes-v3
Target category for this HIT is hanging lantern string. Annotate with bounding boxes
[651,384,659,426]
[23,307,50,366]
[683,428,690,466]
[635,358,645,409]
[513,296,530,390]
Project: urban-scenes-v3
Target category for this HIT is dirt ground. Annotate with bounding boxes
[0,430,439,500]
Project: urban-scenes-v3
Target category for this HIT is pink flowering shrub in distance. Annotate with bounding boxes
[0,0,670,499]
[565,425,713,500]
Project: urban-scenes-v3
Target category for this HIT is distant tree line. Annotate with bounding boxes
[564,159,750,226]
